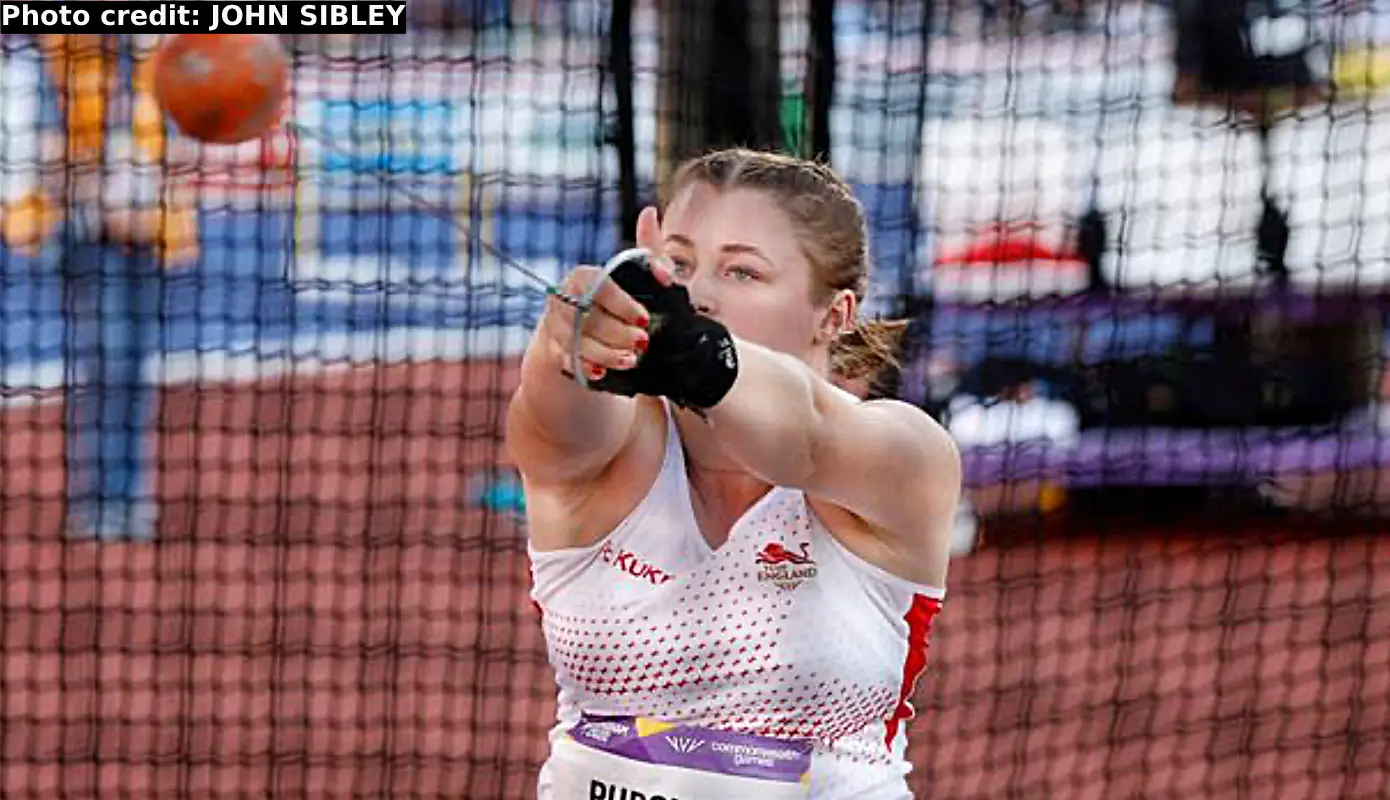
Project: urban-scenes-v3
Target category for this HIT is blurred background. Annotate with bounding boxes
[2,1,1389,797]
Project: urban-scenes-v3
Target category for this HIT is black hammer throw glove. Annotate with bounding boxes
[585,253,739,413]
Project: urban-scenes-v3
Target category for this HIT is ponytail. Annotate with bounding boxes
[829,318,910,389]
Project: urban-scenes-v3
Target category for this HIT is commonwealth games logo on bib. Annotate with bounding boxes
[551,713,813,799]
[755,542,818,591]
[665,736,705,754]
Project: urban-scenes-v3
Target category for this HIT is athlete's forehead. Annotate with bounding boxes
[661,185,805,268]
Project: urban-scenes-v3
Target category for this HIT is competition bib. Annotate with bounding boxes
[548,714,814,800]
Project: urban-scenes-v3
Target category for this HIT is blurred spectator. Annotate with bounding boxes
[1171,0,1331,119]
[1,34,199,540]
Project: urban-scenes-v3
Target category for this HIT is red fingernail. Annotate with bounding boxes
[636,313,649,330]
[588,365,605,380]
[634,333,649,354]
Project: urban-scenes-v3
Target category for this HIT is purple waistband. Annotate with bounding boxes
[565,714,814,784]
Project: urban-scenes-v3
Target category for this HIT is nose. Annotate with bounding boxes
[683,272,717,317]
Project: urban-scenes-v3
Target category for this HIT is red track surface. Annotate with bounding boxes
[2,360,1387,798]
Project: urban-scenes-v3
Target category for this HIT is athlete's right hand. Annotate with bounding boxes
[539,265,652,384]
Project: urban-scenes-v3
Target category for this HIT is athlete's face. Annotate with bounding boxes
[659,184,854,368]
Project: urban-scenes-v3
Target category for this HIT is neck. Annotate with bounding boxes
[806,345,831,378]
[673,408,771,505]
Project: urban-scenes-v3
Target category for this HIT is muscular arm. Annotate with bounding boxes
[505,331,639,486]
[704,338,962,557]
[505,273,652,487]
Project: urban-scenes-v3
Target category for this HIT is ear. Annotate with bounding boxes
[815,289,857,345]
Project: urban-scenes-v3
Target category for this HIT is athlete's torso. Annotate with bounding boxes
[529,405,945,799]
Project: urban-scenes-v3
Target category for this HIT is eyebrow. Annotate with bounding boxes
[665,234,773,265]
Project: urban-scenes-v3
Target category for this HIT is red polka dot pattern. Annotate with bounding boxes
[534,487,944,785]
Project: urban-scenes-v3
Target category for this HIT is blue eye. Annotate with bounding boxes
[728,265,759,282]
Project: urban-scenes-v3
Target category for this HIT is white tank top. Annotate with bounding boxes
[528,404,946,799]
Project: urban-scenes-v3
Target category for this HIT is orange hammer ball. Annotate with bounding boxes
[151,34,290,144]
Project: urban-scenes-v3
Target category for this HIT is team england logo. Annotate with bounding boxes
[755,542,818,591]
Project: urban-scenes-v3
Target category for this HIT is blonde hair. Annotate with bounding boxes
[663,148,908,386]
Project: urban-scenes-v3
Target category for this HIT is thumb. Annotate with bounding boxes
[636,205,662,253]
[635,205,674,286]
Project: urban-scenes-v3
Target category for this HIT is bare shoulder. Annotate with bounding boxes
[520,397,671,553]
[808,395,962,587]
[855,396,960,464]
[817,392,962,512]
